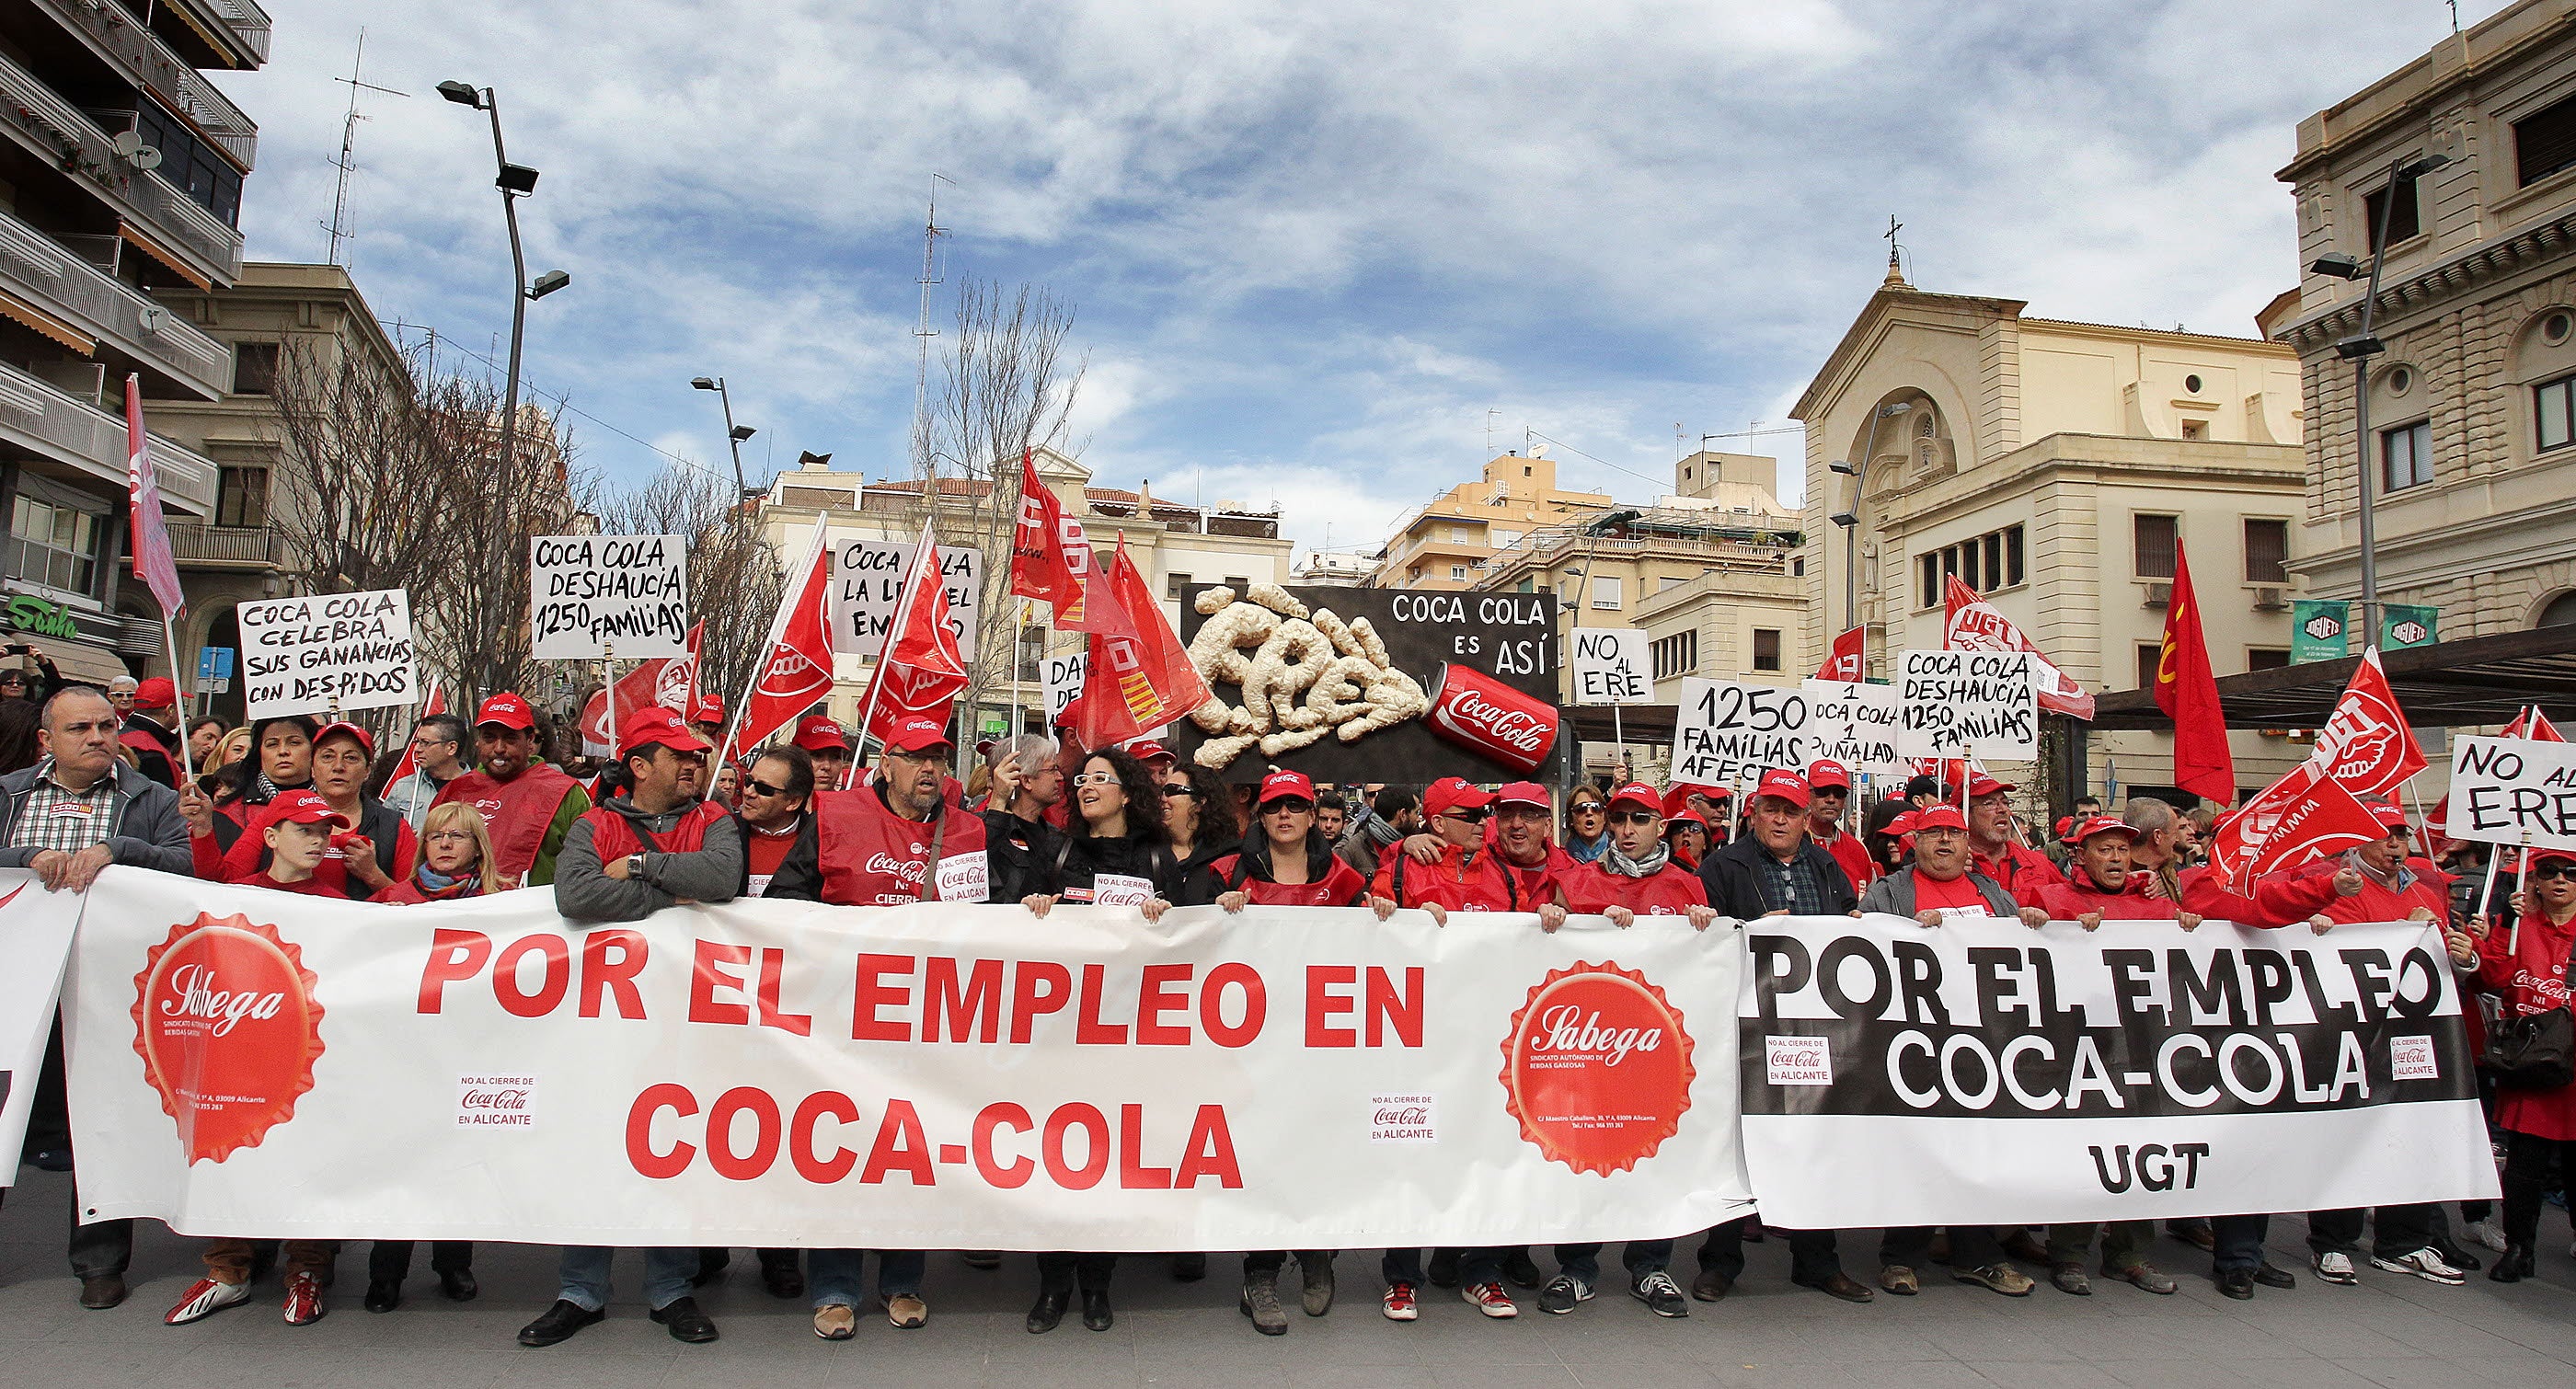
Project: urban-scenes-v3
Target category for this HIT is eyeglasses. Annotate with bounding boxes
[743,779,788,798]
[1071,771,1121,787]
[426,830,477,844]
[1610,810,1659,826]
[1161,784,1198,798]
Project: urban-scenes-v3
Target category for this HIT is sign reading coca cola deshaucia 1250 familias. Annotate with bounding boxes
[1172,582,1561,785]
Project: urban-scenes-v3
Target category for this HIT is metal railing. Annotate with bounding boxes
[33,0,259,168]
[0,205,228,396]
[0,52,244,281]
[165,522,282,565]
[0,357,217,511]
[165,0,272,64]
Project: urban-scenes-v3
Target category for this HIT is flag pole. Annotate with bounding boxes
[854,520,937,764]
[162,616,193,783]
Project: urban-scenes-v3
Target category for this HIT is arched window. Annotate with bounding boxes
[2539,590,2576,629]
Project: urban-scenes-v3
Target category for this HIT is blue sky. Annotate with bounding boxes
[210,0,2510,563]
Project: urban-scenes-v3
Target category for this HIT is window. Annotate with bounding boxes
[2363,172,2421,250]
[231,341,279,396]
[1166,571,1192,600]
[2538,373,2576,453]
[1448,565,1468,580]
[1223,575,1248,591]
[1491,529,1522,549]
[215,465,268,528]
[1659,575,1685,592]
[1650,630,1697,681]
[8,493,102,595]
[1753,628,1782,672]
[2137,644,2163,691]
[1917,523,2025,606]
[2516,93,2576,187]
[135,101,242,226]
[2133,513,2178,580]
[2382,420,2433,491]
[2180,419,2207,441]
[2243,519,2288,584]
[1920,553,1938,609]
[2247,648,2291,672]
[1591,576,1621,610]
[1793,556,1805,577]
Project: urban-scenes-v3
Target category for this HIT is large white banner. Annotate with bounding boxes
[0,873,82,1186]
[2449,735,2576,851]
[1736,913,2497,1227]
[236,590,418,720]
[65,869,1751,1249]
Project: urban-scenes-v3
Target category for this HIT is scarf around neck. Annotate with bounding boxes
[1604,841,1671,878]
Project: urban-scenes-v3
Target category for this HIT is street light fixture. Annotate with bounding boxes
[1834,400,1915,660]
[527,270,570,300]
[438,77,565,515]
[1829,511,1859,529]
[2331,147,2453,647]
[692,374,753,506]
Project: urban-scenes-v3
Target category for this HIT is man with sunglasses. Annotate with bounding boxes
[1367,777,1527,925]
[772,717,990,906]
[525,706,743,1349]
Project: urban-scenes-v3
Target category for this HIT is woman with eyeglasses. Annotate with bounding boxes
[2473,847,2576,1282]
[1162,763,1241,909]
[733,746,815,899]
[1563,784,1610,863]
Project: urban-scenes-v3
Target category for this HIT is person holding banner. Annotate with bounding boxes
[282,722,413,900]
[769,717,988,907]
[1806,761,1875,888]
[1962,774,2064,896]
[979,735,1068,906]
[1163,760,1244,913]
[733,745,815,900]
[431,694,591,888]
[1367,779,1524,924]
[2475,848,2576,1282]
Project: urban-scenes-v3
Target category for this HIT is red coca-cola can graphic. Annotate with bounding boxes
[1425,661,1560,774]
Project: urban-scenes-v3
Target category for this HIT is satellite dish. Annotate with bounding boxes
[109,130,142,156]
[131,146,161,171]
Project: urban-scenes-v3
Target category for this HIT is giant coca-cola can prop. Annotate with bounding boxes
[1425,661,1560,774]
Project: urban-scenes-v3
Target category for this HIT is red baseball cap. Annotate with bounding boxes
[1887,809,1920,836]
[688,691,725,725]
[1805,760,1851,790]
[1494,781,1549,809]
[1963,772,2016,799]
[2054,815,2077,844]
[1423,776,1494,819]
[1256,769,1317,808]
[1127,740,1175,765]
[793,715,850,752]
[474,692,536,731]
[265,788,349,830]
[1912,804,1969,832]
[313,720,374,758]
[618,706,713,761]
[2070,816,2139,844]
[882,717,952,755]
[2365,802,2411,833]
[132,676,177,710]
[1753,770,1812,810]
[1609,782,1663,814]
[1667,805,1708,830]
[2531,848,2576,867]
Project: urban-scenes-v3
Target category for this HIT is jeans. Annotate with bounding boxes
[1036,1251,1115,1291]
[2307,1203,2432,1259]
[1880,1225,2006,1270]
[557,1246,697,1312]
[809,1249,925,1307]
[2500,1131,2576,1248]
[2043,1221,2149,1270]
[2210,1214,2271,1274]
[1384,1247,1500,1286]
[1700,1217,1842,1285]
[1554,1239,1674,1285]
[368,1241,472,1281]
[1244,1250,1333,1277]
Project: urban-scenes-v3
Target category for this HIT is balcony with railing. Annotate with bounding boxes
[0,356,215,512]
[154,0,270,68]
[0,50,244,282]
[0,204,228,396]
[165,522,282,567]
[33,0,259,169]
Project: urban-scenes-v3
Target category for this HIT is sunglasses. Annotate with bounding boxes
[2533,864,2576,881]
[743,778,788,798]
[1262,798,1315,815]
[1161,784,1198,798]
[1571,803,1604,815]
[1439,808,1490,824]
[1610,810,1659,826]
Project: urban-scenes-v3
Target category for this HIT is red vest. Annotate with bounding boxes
[812,787,990,906]
[585,799,730,862]
[434,764,579,885]
[1818,826,1876,888]
[1209,853,1370,907]
[1974,841,2065,895]
[2019,872,2179,921]
[1371,841,1521,912]
[1561,860,1709,916]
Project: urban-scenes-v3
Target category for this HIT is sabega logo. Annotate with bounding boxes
[1530,1004,1662,1067]
[132,913,324,1165]
[1500,962,1694,1176]
[159,963,285,1039]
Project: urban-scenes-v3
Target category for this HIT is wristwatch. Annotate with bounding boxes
[625,854,647,879]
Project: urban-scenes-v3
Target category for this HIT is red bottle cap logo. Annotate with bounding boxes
[131,913,324,1165]
[1499,962,1695,1176]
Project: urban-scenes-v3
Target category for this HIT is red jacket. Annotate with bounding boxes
[1973,840,2065,897]
[2179,863,2340,928]
[1817,826,1876,888]
[2018,871,2179,921]
[1207,852,1371,908]
[2478,909,2576,1140]
[374,875,484,904]
[1561,860,1709,916]
[584,799,730,860]
[200,800,416,901]
[811,786,990,906]
[1370,840,1523,912]
[2290,858,2448,925]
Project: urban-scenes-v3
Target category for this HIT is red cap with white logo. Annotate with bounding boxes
[473,693,536,731]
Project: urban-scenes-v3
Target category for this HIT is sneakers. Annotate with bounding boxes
[1953,1263,2035,1296]
[2312,1251,2359,1285]
[2103,1261,2177,1295]
[1298,1253,1335,1316]
[1462,1280,1519,1317]
[281,1271,325,1326]
[813,1304,856,1339]
[1632,1270,1689,1318]
[1538,1273,1593,1314]
[885,1292,927,1328]
[165,1277,250,1326]
[1240,1273,1288,1336]
[2370,1247,2467,1286]
[2466,1218,2509,1253]
[1382,1280,1419,1322]
[2048,1262,2092,1295]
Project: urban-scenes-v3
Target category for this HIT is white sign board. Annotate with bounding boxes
[832,540,981,656]
[529,534,690,660]
[1672,678,1817,786]
[1570,628,1651,707]
[1800,679,1905,778]
[237,589,417,720]
[1894,649,2036,761]
[2448,736,2576,852]
[1044,649,1087,727]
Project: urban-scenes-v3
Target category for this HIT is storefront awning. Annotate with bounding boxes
[2087,626,2576,731]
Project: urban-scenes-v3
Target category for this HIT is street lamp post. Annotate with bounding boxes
[690,375,757,505]
[2309,150,2452,649]
[436,80,570,484]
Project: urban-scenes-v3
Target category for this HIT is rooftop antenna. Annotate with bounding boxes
[1486,408,1501,459]
[322,30,408,267]
[910,173,952,477]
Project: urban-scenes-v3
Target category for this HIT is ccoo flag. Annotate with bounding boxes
[2153,541,2234,803]
[727,528,837,760]
[124,373,185,617]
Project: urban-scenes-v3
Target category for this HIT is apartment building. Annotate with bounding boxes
[1367,452,1616,591]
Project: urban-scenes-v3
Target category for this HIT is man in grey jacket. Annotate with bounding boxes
[0,686,191,1311]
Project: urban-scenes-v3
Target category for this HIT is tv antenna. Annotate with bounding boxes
[322,30,408,267]
[910,173,952,474]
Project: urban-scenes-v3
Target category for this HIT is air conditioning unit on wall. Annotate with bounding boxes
[2253,587,2288,611]
[2143,581,2172,607]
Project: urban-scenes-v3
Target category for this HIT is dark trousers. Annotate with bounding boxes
[1384,1247,1500,1286]
[2210,1214,2270,1274]
[1554,1239,1674,1285]
[1037,1252,1115,1292]
[1698,1217,1842,1285]
[1244,1250,1333,1277]
[368,1240,472,1281]
[2307,1203,2432,1259]
[4,1019,137,1279]
[1880,1225,2007,1270]
[2501,1131,2576,1248]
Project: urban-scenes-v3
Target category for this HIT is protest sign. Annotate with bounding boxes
[237,589,417,719]
[1894,649,2036,760]
[1737,913,2495,1227]
[529,535,689,660]
[0,873,80,1188]
[1672,679,1818,786]
[1044,649,1087,728]
[1570,628,1651,706]
[2448,736,2576,852]
[66,870,1749,1249]
[833,539,981,656]
[1800,679,1903,777]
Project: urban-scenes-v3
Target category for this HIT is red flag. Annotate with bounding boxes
[1010,451,1091,616]
[579,637,702,751]
[2503,706,2567,742]
[1944,576,2094,719]
[2210,762,2386,895]
[1062,534,1213,748]
[856,523,971,745]
[2153,542,2234,804]
[2308,646,2424,798]
[124,373,185,618]
[727,531,837,759]
[385,683,448,788]
[1817,626,1864,683]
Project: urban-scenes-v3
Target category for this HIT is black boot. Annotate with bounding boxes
[1081,1287,1114,1332]
[1027,1285,1071,1334]
[363,1279,400,1314]
[1170,1252,1207,1282]
[2489,1244,2536,1283]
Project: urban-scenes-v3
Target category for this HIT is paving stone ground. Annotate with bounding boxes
[5,1167,2574,1388]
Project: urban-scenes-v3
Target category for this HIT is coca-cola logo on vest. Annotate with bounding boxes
[131,913,325,1165]
[1499,961,1694,1175]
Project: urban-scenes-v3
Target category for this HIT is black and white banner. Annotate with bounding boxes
[1736,914,2498,1227]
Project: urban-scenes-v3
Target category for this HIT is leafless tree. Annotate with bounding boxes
[915,277,1086,725]
[595,461,784,725]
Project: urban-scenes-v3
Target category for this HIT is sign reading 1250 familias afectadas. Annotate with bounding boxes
[236,589,416,720]
[529,535,690,660]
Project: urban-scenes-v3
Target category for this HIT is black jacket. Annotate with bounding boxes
[731,809,816,899]
[1698,833,1858,919]
[982,805,1067,905]
[1171,839,1236,907]
[1041,829,1182,902]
